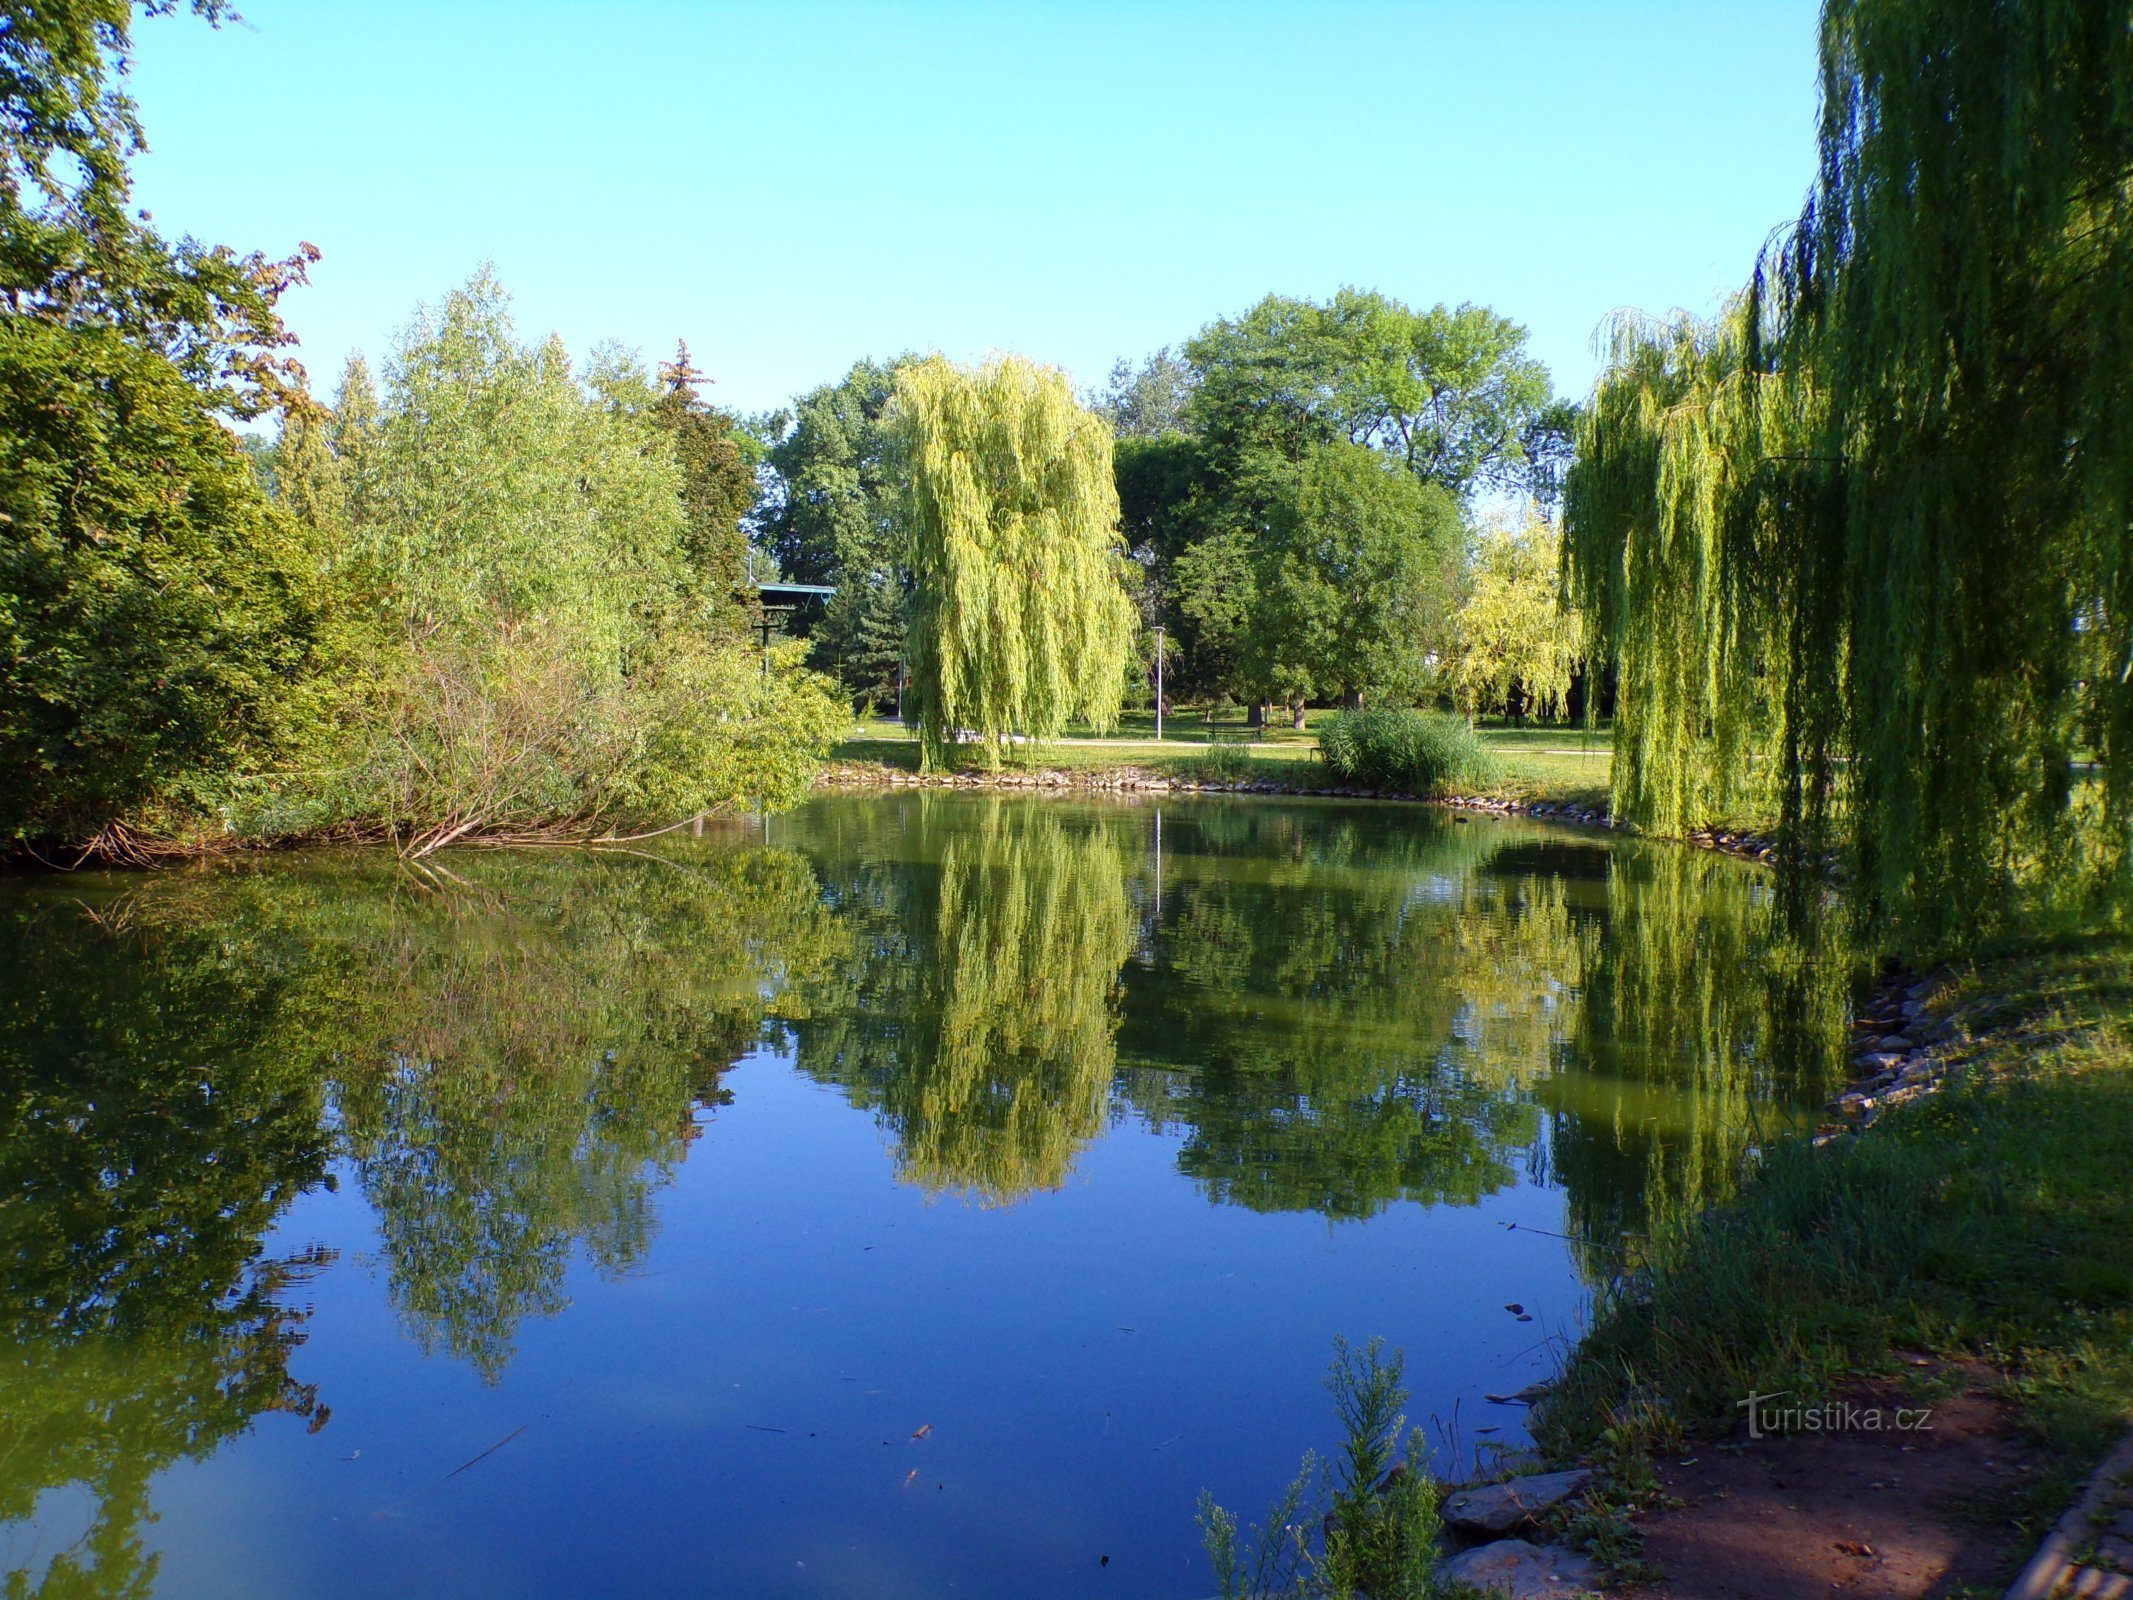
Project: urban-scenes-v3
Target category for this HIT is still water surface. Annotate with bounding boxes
[0,794,1846,1598]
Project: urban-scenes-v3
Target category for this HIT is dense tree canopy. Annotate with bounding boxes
[0,319,343,845]
[1184,288,1570,499]
[650,340,756,633]
[1241,443,1463,716]
[290,273,847,845]
[754,357,912,703]
[1446,515,1581,723]
[893,354,1138,767]
[1095,288,1569,715]
[0,1,343,848]
[1566,0,2133,951]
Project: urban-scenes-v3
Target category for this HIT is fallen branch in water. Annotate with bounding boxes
[443,1422,529,1480]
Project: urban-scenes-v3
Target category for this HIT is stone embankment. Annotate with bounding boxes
[1815,966,1972,1146]
[816,759,1805,875]
[1434,1466,1601,1598]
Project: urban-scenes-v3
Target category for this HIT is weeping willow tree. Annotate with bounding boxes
[1566,0,2133,953]
[1562,306,1828,839]
[893,355,1138,770]
[1447,514,1585,723]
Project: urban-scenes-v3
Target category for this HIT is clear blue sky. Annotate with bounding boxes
[129,0,1824,417]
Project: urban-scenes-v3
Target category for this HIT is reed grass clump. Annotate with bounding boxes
[1316,708,1497,797]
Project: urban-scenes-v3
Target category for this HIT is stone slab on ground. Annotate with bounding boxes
[1441,1468,1592,1538]
[2004,1428,2133,1600]
[1438,1538,1599,1598]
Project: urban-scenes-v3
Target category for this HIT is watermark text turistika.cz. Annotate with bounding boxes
[1736,1391,1933,1440]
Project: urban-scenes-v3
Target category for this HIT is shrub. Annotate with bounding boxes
[1198,1336,1443,1600]
[1194,744,1258,784]
[1315,707,1496,796]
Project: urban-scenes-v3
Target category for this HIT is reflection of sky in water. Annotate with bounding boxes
[0,796,1844,1599]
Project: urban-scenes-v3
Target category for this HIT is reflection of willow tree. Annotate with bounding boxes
[0,893,333,1600]
[314,847,847,1381]
[1542,844,1849,1281]
[788,797,1137,1203]
[1120,811,1596,1219]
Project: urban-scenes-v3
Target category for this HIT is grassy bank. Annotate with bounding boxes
[825,717,1612,809]
[1535,931,2133,1529]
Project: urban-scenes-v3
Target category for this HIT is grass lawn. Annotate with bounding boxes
[1534,930,2133,1526]
[827,712,1613,807]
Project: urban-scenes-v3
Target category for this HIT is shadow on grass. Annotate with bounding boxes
[1535,931,2133,1471]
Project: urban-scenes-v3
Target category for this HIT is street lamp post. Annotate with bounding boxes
[1154,625,1164,742]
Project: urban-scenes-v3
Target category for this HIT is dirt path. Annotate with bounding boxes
[1620,1367,2057,1599]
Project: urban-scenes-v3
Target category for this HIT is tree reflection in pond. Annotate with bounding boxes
[787,796,1137,1202]
[0,891,332,1599]
[315,847,848,1379]
[771,798,1844,1240]
[0,796,1851,1600]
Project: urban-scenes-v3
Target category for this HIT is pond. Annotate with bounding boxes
[0,793,1848,1599]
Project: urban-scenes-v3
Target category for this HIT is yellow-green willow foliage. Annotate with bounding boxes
[892,355,1138,770]
[1567,0,2133,953]
[1447,515,1583,723]
[890,803,1136,1201]
[1563,307,1821,836]
[1550,841,1850,1283]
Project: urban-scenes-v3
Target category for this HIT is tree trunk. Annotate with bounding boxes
[1291,697,1307,730]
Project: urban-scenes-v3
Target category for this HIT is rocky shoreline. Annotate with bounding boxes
[812,760,1791,868]
[1814,964,1971,1146]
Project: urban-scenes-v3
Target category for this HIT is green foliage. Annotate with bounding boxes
[0,0,314,418]
[0,319,344,844]
[756,357,912,700]
[0,1,341,849]
[893,354,1138,769]
[1093,346,1197,440]
[598,340,756,633]
[1103,288,1566,713]
[1316,707,1498,796]
[282,273,844,844]
[1566,0,2133,954]
[1200,1337,1443,1600]
[1561,307,1797,848]
[1447,515,1581,722]
[1246,443,1464,709]
[1183,287,1566,500]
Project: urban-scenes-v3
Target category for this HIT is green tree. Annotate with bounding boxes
[893,354,1138,767]
[652,341,755,632]
[756,357,912,702]
[1242,443,1463,719]
[1566,0,2133,953]
[0,0,316,418]
[1184,288,1566,500]
[0,1,341,849]
[1093,346,1197,439]
[332,272,845,846]
[0,321,343,845]
[1446,515,1581,722]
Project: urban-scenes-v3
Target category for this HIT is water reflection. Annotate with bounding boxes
[320,849,847,1377]
[0,893,332,1598]
[788,800,1136,1200]
[0,797,1849,1598]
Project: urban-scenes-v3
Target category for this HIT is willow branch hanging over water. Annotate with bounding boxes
[892,355,1138,771]
[1565,0,2133,954]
